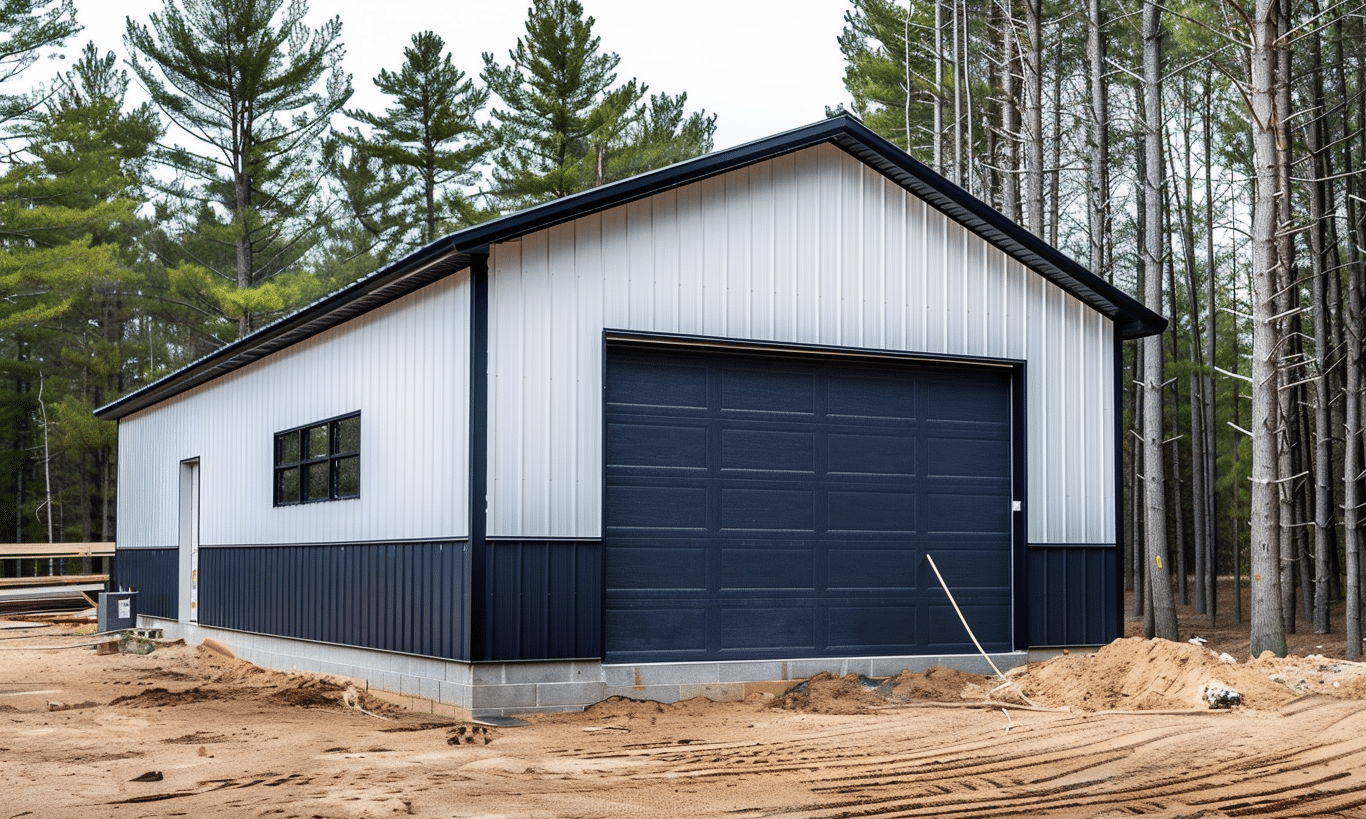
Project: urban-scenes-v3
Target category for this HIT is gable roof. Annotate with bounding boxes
[95,115,1165,421]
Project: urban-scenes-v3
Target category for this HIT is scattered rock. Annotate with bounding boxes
[1203,682,1242,708]
[130,771,163,782]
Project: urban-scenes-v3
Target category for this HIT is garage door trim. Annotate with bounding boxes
[601,330,1029,660]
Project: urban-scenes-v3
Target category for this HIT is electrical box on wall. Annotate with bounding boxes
[98,591,137,633]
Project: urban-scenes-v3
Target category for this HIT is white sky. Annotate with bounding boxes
[54,0,853,151]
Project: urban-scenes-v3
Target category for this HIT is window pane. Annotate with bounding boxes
[335,456,359,497]
[276,431,300,465]
[305,463,329,500]
[277,467,299,504]
[307,424,329,459]
[335,415,360,455]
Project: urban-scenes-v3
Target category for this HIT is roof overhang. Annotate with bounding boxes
[96,115,1165,422]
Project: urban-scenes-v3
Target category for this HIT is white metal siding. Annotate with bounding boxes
[116,272,471,547]
[487,143,1115,544]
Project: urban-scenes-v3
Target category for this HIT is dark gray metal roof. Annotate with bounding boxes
[96,115,1165,421]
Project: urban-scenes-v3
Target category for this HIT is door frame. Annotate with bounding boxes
[178,458,201,623]
[600,329,1029,657]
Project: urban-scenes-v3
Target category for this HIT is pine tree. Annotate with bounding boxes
[0,0,79,149]
[481,0,713,208]
[599,92,715,184]
[347,31,488,244]
[125,0,352,337]
[315,130,413,283]
[0,42,161,542]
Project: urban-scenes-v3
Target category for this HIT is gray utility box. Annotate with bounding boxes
[98,591,137,633]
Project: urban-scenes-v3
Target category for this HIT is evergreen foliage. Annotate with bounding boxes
[347,31,488,244]
[0,41,161,543]
[125,0,352,336]
[481,0,713,209]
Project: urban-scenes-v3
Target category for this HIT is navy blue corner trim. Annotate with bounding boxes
[1113,325,1126,640]
[96,115,1164,422]
[469,254,490,661]
[1012,362,1029,652]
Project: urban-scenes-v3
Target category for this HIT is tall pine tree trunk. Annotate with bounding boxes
[1142,0,1178,640]
[1307,17,1334,634]
[1247,0,1289,658]
[1086,0,1110,281]
[1021,0,1045,235]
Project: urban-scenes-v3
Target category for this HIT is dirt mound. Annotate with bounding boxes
[581,696,668,720]
[771,673,888,714]
[890,666,991,702]
[1015,637,1300,711]
[106,644,400,715]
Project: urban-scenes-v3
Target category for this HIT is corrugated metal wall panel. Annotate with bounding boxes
[116,273,471,548]
[484,540,602,661]
[111,548,178,619]
[199,541,468,660]
[487,143,1114,544]
[1025,544,1119,646]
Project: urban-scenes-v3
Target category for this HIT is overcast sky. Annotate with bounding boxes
[56,0,852,151]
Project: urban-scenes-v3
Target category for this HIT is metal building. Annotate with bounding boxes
[97,116,1166,717]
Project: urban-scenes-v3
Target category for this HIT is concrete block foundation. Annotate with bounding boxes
[140,617,1028,718]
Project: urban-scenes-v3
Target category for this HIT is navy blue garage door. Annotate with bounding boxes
[604,346,1014,664]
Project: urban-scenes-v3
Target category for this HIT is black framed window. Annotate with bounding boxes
[274,413,360,505]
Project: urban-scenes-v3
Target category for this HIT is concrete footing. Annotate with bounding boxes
[141,617,1029,718]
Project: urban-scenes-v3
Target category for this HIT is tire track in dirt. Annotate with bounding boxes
[558,699,1366,818]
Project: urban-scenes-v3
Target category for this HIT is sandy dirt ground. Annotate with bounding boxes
[6,595,1366,818]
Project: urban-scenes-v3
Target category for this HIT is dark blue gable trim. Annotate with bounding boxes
[447,117,1165,339]
[469,253,490,661]
[1114,323,1127,639]
[96,116,1164,423]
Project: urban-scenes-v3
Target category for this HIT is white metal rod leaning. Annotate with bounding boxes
[925,553,1010,684]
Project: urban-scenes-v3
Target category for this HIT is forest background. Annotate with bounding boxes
[0,0,1346,656]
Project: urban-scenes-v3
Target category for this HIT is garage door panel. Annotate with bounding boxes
[606,604,709,657]
[927,437,1010,478]
[826,548,921,590]
[607,422,709,469]
[720,488,816,531]
[606,360,710,409]
[826,605,919,650]
[606,545,708,591]
[605,348,1014,663]
[922,376,1011,423]
[826,490,918,532]
[721,369,815,414]
[607,485,708,529]
[926,602,1011,650]
[827,433,917,476]
[720,547,814,590]
[824,374,919,418]
[721,429,816,472]
[718,605,815,650]
[927,492,1011,534]
[920,545,1013,589]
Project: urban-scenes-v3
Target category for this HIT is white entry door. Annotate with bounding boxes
[179,459,200,623]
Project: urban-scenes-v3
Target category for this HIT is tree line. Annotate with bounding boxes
[0,0,713,551]
[839,0,1366,657]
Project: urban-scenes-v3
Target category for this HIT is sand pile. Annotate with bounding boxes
[1014,637,1330,711]
[109,642,402,714]
[772,672,889,714]
[773,667,998,714]
[889,666,991,702]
